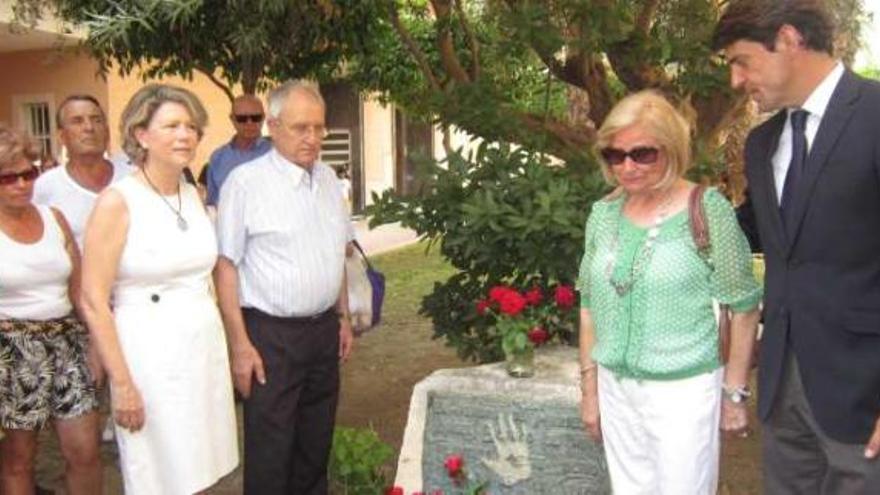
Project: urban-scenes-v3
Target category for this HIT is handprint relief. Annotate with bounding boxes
[481,413,532,486]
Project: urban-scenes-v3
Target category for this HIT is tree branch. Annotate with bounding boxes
[430,0,472,83]
[387,2,442,91]
[453,0,480,80]
[196,67,235,104]
[635,0,661,34]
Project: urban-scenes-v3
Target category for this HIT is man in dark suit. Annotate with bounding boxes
[713,1,880,493]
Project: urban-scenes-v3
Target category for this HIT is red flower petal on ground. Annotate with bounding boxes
[527,326,549,345]
[385,487,404,495]
[489,285,512,302]
[498,291,527,316]
[444,454,464,477]
[524,287,543,306]
[476,299,491,315]
[554,285,576,309]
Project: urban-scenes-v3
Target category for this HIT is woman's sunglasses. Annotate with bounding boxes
[0,167,40,186]
[600,146,660,166]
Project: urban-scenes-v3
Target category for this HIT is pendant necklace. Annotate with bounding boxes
[605,192,674,297]
[142,169,188,231]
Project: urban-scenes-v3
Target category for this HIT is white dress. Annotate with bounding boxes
[110,175,238,495]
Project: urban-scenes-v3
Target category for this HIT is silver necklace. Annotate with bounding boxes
[142,169,188,231]
[605,193,674,297]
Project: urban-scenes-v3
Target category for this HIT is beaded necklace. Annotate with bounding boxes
[605,193,674,297]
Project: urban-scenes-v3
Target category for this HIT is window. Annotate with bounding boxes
[320,128,352,170]
[12,94,57,159]
[25,102,53,157]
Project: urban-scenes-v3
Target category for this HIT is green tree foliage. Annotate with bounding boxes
[369,144,609,362]
[12,0,378,101]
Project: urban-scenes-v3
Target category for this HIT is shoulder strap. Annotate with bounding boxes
[688,185,710,258]
[351,239,374,271]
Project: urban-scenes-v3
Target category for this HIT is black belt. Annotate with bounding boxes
[243,307,337,325]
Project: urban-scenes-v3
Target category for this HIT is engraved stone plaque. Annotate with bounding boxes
[395,346,611,494]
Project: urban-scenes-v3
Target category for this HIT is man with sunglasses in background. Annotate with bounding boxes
[34,94,131,248]
[205,94,272,207]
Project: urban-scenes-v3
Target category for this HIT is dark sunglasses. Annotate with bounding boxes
[600,146,660,166]
[0,167,40,186]
[233,113,264,124]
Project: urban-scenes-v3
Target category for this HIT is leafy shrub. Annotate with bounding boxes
[329,426,394,495]
[367,143,608,362]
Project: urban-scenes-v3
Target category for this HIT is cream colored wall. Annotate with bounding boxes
[0,48,107,154]
[361,95,395,205]
[0,48,243,175]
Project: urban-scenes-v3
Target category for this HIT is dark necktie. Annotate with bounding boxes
[780,109,809,222]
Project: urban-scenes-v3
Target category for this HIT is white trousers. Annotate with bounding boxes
[598,366,722,495]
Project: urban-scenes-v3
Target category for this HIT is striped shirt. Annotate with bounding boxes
[216,148,350,317]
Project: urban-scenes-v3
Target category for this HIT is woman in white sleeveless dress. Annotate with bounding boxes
[80,84,237,494]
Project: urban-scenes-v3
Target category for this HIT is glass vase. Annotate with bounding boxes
[505,345,535,378]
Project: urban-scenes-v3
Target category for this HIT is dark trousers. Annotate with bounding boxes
[242,308,340,495]
[763,351,880,494]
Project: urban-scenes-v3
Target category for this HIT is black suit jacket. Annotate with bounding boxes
[740,70,880,443]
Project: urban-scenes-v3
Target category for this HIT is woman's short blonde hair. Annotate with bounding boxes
[119,84,208,166]
[593,90,693,191]
[0,123,38,172]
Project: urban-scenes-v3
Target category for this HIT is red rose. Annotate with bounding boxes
[527,326,549,345]
[476,299,491,315]
[444,454,464,477]
[385,487,404,495]
[524,287,543,306]
[554,285,576,309]
[498,291,527,316]
[489,285,511,302]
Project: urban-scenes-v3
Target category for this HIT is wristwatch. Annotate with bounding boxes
[722,385,751,404]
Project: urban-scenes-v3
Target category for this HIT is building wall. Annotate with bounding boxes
[361,95,395,206]
[0,47,241,175]
[0,47,108,156]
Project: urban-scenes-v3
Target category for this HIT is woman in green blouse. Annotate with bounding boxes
[577,90,762,494]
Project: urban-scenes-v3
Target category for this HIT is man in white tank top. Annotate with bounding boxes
[33,95,131,248]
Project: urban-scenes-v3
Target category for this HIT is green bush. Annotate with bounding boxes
[368,143,609,362]
[328,426,394,495]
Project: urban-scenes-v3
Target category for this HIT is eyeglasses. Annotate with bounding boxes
[600,146,661,166]
[288,123,328,139]
[233,113,264,124]
[0,167,40,186]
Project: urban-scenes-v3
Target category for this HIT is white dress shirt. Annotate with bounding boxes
[216,148,350,317]
[771,62,844,202]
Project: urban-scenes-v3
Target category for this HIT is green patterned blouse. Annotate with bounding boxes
[577,187,762,380]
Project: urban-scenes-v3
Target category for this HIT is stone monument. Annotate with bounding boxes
[395,346,611,494]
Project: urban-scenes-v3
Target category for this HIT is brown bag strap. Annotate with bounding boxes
[688,185,710,257]
[687,185,732,363]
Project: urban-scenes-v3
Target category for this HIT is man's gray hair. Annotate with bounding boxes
[267,80,325,119]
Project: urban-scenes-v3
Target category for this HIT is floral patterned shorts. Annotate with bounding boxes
[0,315,99,430]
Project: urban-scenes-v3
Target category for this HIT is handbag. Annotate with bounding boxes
[688,185,733,364]
[349,240,386,334]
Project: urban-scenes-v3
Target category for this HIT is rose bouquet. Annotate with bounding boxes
[475,283,577,375]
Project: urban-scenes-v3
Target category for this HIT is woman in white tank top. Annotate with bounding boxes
[0,125,102,494]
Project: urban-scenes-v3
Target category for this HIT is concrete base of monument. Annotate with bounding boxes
[395,345,611,494]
